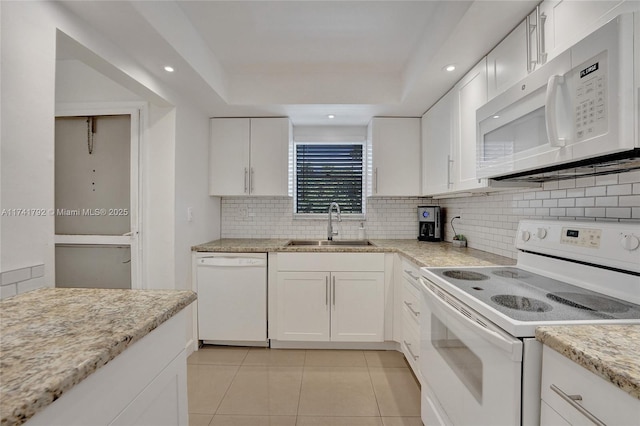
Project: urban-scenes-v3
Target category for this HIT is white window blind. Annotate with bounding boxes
[295,143,364,214]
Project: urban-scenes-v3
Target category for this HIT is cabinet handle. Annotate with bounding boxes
[537,7,547,65]
[374,168,378,193]
[250,168,255,193]
[325,276,329,306]
[550,384,606,426]
[404,340,419,361]
[526,14,533,73]
[404,301,420,317]
[404,270,418,280]
[244,168,248,193]
[447,155,454,188]
[332,276,336,306]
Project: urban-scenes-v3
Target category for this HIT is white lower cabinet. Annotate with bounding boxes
[399,257,423,381]
[540,345,640,425]
[27,311,188,426]
[276,271,384,342]
[274,253,385,343]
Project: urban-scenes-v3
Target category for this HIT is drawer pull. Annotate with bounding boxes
[404,301,420,317]
[550,384,606,426]
[404,270,419,280]
[403,340,419,361]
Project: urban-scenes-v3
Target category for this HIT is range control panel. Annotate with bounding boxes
[560,227,602,248]
[516,220,640,273]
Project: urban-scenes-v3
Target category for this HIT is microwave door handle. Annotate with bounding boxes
[545,75,566,147]
[420,278,522,360]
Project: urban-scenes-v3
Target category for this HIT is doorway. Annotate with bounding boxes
[54,109,141,289]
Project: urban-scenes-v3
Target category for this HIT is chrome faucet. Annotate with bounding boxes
[327,202,341,240]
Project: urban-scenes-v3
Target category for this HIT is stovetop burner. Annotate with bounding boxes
[426,266,640,327]
[546,292,631,313]
[442,270,489,281]
[491,295,553,312]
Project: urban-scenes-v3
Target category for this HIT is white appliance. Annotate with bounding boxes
[476,13,637,179]
[419,219,640,425]
[196,253,268,346]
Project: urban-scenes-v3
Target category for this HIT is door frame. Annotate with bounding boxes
[55,101,146,289]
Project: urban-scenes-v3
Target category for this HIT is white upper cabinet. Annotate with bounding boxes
[421,88,457,196]
[368,117,421,196]
[422,58,489,196]
[487,7,546,100]
[209,117,291,196]
[453,58,488,191]
[540,0,631,63]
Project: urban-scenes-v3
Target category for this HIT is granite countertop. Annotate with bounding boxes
[0,288,197,426]
[192,238,516,268]
[536,325,640,400]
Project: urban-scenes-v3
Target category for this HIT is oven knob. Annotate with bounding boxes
[620,234,640,251]
[521,231,531,242]
[536,228,547,239]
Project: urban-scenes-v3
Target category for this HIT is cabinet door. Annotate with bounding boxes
[421,89,456,196]
[370,118,421,196]
[453,58,488,191]
[209,118,250,196]
[540,0,626,63]
[249,118,290,196]
[276,272,330,341]
[487,21,528,100]
[330,272,384,342]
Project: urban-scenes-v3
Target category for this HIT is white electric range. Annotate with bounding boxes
[419,219,640,426]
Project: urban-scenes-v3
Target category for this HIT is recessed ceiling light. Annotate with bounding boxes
[164,66,174,73]
[492,115,500,119]
[444,64,456,72]
[327,114,335,119]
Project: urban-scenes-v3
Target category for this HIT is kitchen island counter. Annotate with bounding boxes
[536,325,640,400]
[0,288,196,425]
[192,238,515,267]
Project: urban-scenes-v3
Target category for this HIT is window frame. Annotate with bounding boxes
[292,140,366,220]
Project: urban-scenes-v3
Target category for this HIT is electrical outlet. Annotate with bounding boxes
[239,207,248,218]
[187,207,193,222]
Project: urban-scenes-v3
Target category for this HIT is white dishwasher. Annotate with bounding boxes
[196,253,267,346]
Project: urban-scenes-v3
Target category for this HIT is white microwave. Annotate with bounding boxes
[476,13,637,179]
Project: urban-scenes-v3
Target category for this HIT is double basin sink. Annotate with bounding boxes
[286,239,373,247]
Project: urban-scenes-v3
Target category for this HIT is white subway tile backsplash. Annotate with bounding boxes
[607,184,632,196]
[585,186,606,197]
[605,208,631,219]
[220,173,640,259]
[0,284,17,300]
[584,208,605,217]
[575,198,595,207]
[1,267,31,286]
[595,197,618,207]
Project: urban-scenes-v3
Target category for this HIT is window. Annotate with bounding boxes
[295,143,365,215]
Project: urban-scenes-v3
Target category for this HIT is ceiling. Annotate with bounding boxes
[58,0,538,126]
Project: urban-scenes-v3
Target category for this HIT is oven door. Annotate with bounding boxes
[420,277,523,426]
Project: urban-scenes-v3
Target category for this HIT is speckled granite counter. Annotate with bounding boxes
[192,238,515,267]
[0,288,196,426]
[536,325,640,400]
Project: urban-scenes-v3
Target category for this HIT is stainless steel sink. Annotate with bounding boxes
[286,239,373,247]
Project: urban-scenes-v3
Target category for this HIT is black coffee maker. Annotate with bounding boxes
[418,206,442,241]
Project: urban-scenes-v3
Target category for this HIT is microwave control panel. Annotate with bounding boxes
[573,51,608,141]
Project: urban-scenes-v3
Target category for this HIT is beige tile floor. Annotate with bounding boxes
[187,346,423,426]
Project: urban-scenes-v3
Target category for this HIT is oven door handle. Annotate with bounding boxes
[421,277,523,361]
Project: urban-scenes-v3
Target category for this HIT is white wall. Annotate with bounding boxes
[1,2,219,303]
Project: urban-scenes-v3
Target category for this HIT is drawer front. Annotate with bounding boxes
[277,253,385,272]
[402,277,421,326]
[402,314,421,377]
[541,346,640,425]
